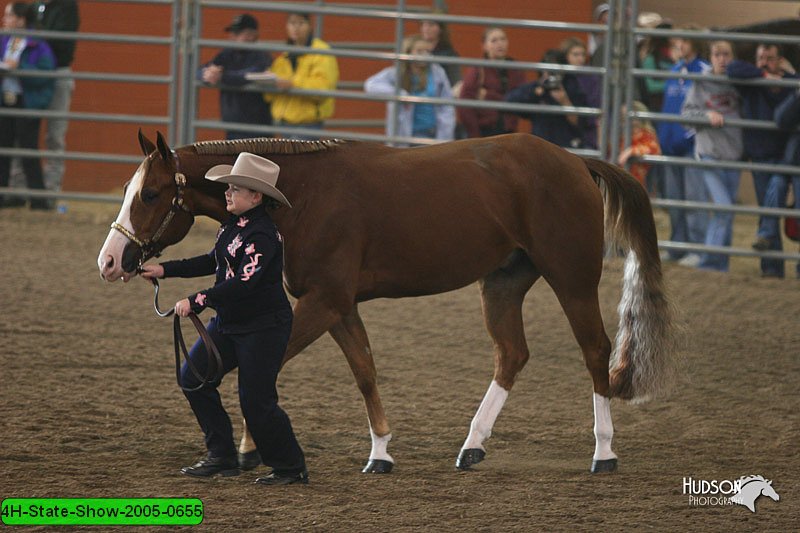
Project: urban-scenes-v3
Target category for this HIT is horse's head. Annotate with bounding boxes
[760,480,780,502]
[97,131,197,282]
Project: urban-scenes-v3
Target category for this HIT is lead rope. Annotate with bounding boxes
[149,277,224,392]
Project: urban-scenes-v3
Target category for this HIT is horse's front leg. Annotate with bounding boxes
[328,304,393,473]
[238,290,344,470]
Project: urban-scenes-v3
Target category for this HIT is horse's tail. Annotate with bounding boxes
[583,157,675,403]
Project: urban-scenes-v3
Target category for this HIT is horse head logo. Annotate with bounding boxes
[730,475,780,513]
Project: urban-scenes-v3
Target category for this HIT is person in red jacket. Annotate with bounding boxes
[457,27,525,138]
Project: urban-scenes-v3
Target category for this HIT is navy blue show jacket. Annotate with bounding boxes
[161,206,291,333]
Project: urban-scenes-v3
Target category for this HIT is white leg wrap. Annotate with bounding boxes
[461,381,509,451]
[593,392,617,461]
[368,427,394,463]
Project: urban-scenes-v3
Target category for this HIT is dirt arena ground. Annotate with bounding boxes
[1,202,798,532]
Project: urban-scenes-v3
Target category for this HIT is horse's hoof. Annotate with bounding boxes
[455,448,485,470]
[362,459,394,474]
[590,458,618,474]
[238,450,261,471]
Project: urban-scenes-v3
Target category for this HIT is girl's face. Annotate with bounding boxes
[483,29,508,60]
[286,14,311,44]
[3,4,24,30]
[566,45,587,66]
[673,38,695,61]
[710,42,733,75]
[409,39,432,68]
[420,20,441,44]
[224,185,262,215]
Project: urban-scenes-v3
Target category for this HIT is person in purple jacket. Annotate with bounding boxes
[728,43,799,277]
[656,28,709,265]
[141,153,308,486]
[0,1,55,209]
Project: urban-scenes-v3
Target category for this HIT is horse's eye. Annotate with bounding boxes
[141,188,158,204]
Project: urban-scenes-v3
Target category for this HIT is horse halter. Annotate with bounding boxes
[111,150,193,271]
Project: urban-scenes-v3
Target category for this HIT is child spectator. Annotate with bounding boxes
[618,101,661,187]
[681,40,743,272]
[657,27,709,265]
[457,27,525,138]
[364,35,455,145]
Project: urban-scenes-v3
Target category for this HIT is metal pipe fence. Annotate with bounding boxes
[1,0,798,268]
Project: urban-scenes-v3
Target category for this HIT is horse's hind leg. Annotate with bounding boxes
[546,269,617,474]
[328,305,393,473]
[456,251,540,470]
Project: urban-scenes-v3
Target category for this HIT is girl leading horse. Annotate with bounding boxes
[97,132,674,474]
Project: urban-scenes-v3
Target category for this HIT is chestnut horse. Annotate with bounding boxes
[98,131,673,474]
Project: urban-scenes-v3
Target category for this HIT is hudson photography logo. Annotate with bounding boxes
[682,475,781,513]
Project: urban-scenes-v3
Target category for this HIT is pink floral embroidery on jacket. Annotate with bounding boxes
[241,253,263,281]
[194,293,207,306]
[224,258,234,280]
[245,243,255,255]
[237,217,249,228]
[227,234,243,256]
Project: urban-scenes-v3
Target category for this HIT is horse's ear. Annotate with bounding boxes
[138,129,156,156]
[155,131,172,162]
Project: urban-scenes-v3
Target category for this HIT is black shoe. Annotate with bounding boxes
[238,450,261,471]
[254,469,308,486]
[180,455,239,478]
[0,196,25,208]
[30,199,54,211]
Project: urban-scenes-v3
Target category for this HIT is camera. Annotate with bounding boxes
[542,74,563,91]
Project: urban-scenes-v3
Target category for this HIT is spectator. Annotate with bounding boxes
[681,40,743,272]
[505,48,588,149]
[420,13,461,87]
[457,27,525,138]
[266,12,339,140]
[773,87,800,279]
[636,14,675,113]
[0,1,55,210]
[728,43,798,278]
[560,36,600,148]
[198,13,272,140]
[33,0,78,210]
[588,3,609,65]
[657,27,709,265]
[618,101,661,187]
[364,35,454,145]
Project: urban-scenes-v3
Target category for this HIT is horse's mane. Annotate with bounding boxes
[191,137,346,156]
[738,475,768,485]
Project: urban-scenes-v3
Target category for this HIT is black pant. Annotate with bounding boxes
[0,100,45,191]
[181,316,305,474]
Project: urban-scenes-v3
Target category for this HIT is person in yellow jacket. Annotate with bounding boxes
[267,12,339,139]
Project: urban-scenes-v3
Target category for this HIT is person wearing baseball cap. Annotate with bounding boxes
[197,13,273,139]
[141,153,308,486]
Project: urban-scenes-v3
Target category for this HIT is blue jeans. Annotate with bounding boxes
[757,174,800,277]
[663,164,708,259]
[696,158,740,272]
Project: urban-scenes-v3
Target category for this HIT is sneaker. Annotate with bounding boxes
[677,254,701,268]
[751,237,771,251]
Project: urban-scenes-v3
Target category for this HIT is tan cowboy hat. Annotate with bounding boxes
[205,152,291,207]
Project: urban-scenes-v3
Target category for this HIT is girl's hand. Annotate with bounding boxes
[707,110,724,128]
[139,264,164,280]
[174,299,192,317]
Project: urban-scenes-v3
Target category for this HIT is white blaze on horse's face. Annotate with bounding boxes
[97,160,147,282]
